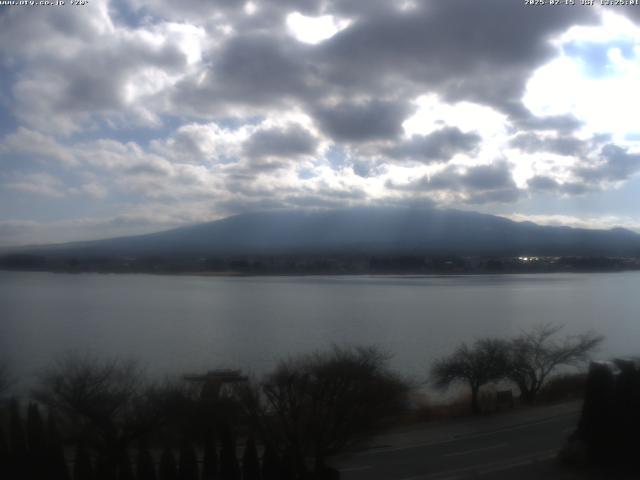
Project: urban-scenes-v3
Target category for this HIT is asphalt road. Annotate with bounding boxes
[333,409,581,480]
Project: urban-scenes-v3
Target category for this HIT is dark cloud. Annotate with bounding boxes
[172,33,316,115]
[561,182,590,195]
[54,40,186,113]
[510,132,585,157]
[385,127,481,163]
[526,144,640,196]
[509,108,583,134]
[2,7,190,133]
[2,0,638,244]
[466,188,521,204]
[387,161,520,204]
[313,99,413,142]
[0,5,96,54]
[243,124,318,158]
[461,163,515,191]
[527,175,592,196]
[157,0,599,144]
[153,0,602,158]
[527,175,560,192]
[575,144,640,183]
[316,1,597,110]
[215,35,311,101]
[127,0,327,27]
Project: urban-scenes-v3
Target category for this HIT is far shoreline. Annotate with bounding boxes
[2,265,640,278]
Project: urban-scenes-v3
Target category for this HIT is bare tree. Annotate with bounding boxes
[240,345,411,478]
[507,323,603,404]
[431,339,510,415]
[32,353,175,461]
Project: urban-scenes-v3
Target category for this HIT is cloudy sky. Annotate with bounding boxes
[1,0,640,245]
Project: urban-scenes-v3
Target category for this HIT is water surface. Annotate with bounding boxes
[1,271,637,387]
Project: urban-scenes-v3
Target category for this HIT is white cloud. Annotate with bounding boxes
[286,11,352,45]
[4,173,66,199]
[75,182,109,199]
[1,128,76,165]
[244,1,258,15]
[505,213,640,233]
[523,11,640,142]
[402,95,509,167]
[3,1,640,243]
[1,3,209,135]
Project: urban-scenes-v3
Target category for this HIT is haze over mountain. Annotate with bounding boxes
[9,208,640,259]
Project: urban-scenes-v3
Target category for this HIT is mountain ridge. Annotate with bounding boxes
[5,207,640,258]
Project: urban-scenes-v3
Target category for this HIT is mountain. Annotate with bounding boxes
[7,207,640,259]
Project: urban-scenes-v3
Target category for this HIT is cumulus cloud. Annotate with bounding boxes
[387,161,521,205]
[2,1,640,243]
[510,133,585,157]
[312,99,413,143]
[0,0,205,134]
[575,144,640,184]
[385,127,481,163]
[3,173,67,199]
[243,124,318,158]
[1,128,76,165]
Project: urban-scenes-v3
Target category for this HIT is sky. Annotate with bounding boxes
[1,0,640,246]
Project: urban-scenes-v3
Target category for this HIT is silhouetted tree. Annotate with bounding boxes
[507,324,603,404]
[28,403,48,478]
[241,345,410,477]
[74,445,94,480]
[242,435,260,480]
[260,444,280,480]
[178,440,199,480]
[201,431,219,480]
[117,450,135,480]
[576,361,618,465]
[47,410,71,480]
[431,339,510,414]
[27,403,46,452]
[159,448,178,480]
[219,425,240,480]
[0,422,10,480]
[154,380,211,446]
[95,454,117,480]
[9,399,29,478]
[136,439,157,480]
[34,353,173,463]
[278,452,295,480]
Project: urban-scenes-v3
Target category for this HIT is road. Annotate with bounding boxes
[333,405,583,480]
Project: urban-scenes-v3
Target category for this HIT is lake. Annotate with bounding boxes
[1,271,638,389]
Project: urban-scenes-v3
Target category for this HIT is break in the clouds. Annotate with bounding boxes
[1,1,640,245]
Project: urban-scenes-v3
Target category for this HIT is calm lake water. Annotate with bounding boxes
[1,271,639,388]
